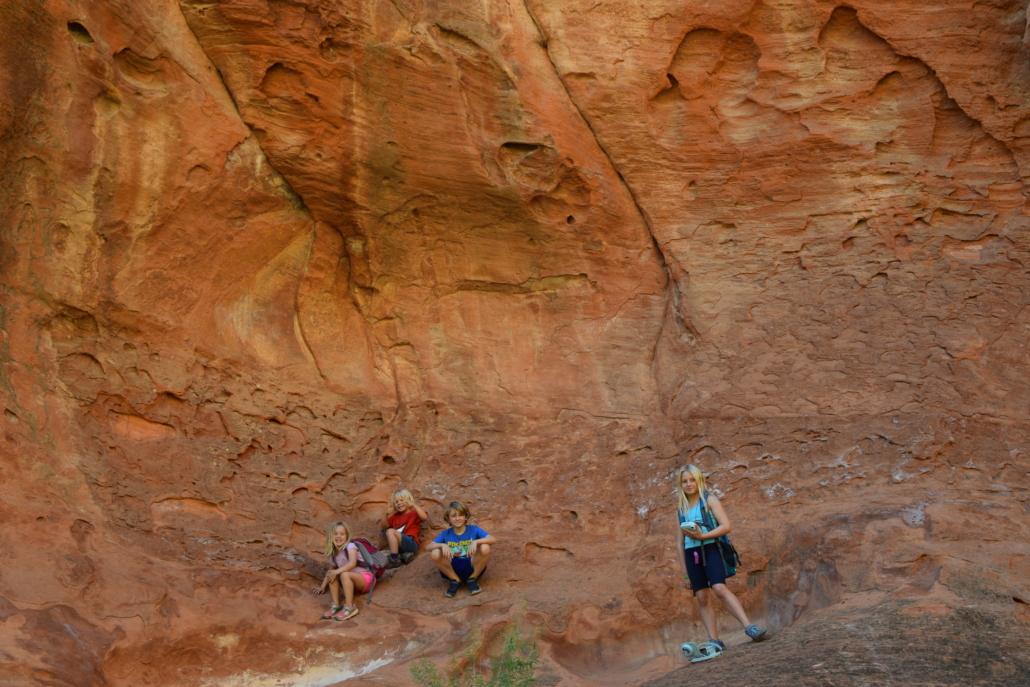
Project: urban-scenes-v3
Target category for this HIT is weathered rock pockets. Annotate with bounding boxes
[2,0,1030,685]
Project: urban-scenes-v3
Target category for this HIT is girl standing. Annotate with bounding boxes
[677,465,766,660]
[313,521,371,621]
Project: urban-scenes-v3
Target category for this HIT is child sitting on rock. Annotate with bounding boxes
[312,521,371,621]
[426,501,496,598]
[381,489,428,568]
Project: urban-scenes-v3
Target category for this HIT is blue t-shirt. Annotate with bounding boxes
[434,525,489,558]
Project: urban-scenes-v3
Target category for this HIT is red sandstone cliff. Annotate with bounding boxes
[2,1,1029,685]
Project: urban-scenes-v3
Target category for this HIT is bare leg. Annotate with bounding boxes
[342,572,368,606]
[329,575,341,606]
[712,584,751,628]
[471,544,491,578]
[696,588,719,640]
[431,549,460,581]
[385,528,402,554]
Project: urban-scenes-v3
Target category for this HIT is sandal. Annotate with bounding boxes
[322,604,342,620]
[680,642,701,660]
[333,605,360,621]
[691,641,724,663]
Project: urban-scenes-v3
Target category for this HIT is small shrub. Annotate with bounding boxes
[410,618,539,687]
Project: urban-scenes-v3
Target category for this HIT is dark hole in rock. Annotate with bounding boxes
[567,215,576,224]
[382,455,395,465]
[501,141,544,155]
[68,22,94,44]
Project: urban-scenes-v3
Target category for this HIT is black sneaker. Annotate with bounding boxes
[400,551,415,565]
[445,579,462,598]
[466,577,482,595]
[386,556,402,569]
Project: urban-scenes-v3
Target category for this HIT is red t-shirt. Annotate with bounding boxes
[388,508,423,546]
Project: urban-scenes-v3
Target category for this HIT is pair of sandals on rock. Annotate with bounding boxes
[321,604,360,621]
[680,624,767,663]
[680,639,724,663]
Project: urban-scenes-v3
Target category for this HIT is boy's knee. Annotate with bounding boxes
[478,544,491,556]
[431,549,443,561]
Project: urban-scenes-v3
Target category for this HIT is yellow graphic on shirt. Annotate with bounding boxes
[447,538,475,558]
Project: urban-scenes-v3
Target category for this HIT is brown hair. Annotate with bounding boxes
[443,501,471,524]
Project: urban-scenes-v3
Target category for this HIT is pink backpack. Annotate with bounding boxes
[349,537,388,603]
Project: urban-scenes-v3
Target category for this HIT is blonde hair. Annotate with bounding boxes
[443,501,471,524]
[323,521,351,557]
[676,465,709,516]
[391,489,414,508]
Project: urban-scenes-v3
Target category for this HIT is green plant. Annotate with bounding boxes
[410,619,539,687]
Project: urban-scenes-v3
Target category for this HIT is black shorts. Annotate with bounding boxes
[684,543,726,595]
[400,534,418,553]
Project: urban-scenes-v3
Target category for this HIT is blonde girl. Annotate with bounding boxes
[380,489,428,568]
[676,465,766,660]
[312,521,372,621]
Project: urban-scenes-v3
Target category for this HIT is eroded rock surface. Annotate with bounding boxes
[2,0,1029,685]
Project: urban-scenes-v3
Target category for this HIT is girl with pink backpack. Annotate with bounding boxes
[312,521,381,621]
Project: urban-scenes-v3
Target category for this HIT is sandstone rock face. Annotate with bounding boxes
[1,1,1028,686]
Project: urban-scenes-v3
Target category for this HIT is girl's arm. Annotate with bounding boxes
[315,549,353,593]
[331,547,359,575]
[413,502,429,521]
[699,495,733,540]
[313,567,332,594]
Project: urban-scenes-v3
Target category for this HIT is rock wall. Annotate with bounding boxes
[1,1,1029,685]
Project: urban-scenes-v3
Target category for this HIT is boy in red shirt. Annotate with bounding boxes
[381,489,427,568]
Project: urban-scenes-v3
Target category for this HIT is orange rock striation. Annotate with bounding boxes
[1,0,1029,685]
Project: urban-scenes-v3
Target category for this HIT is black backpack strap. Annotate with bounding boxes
[702,494,738,576]
[700,494,719,568]
[700,493,715,531]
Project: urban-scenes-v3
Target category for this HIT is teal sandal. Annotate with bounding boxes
[680,642,701,660]
[691,641,724,663]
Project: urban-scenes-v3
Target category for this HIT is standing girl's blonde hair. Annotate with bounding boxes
[677,465,708,516]
[323,521,351,557]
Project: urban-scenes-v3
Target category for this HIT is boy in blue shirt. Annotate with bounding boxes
[427,501,497,597]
